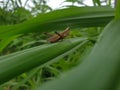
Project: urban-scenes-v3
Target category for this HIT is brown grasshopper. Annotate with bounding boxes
[44,27,70,43]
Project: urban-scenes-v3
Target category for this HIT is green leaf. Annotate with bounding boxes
[0,6,114,38]
[36,20,120,90]
[0,38,87,85]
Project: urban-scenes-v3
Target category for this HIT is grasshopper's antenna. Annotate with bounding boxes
[55,31,63,38]
[63,27,70,32]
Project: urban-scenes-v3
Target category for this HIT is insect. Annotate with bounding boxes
[44,27,70,43]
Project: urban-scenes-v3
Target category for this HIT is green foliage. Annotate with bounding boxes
[0,0,119,90]
[0,6,114,52]
[0,5,32,25]
[36,17,120,90]
[115,0,120,20]
[0,0,51,25]
[92,0,101,6]
[30,0,52,15]
[12,7,32,24]
[0,8,12,25]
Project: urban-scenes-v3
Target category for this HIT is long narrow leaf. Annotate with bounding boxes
[0,38,87,85]
[0,6,114,38]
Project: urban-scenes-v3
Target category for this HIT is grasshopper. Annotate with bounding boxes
[44,27,70,43]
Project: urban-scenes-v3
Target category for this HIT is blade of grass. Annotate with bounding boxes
[0,6,114,38]
[0,38,88,85]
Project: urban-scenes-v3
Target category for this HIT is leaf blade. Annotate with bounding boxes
[0,38,87,85]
